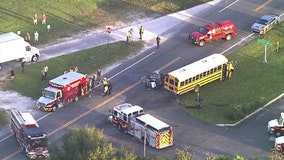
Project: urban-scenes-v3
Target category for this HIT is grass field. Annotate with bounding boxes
[181,23,284,124]
[0,0,211,46]
[3,41,145,99]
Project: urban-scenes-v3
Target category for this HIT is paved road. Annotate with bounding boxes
[1,0,284,159]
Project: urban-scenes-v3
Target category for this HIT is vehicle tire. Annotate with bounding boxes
[226,34,232,41]
[199,40,205,47]
[52,105,58,112]
[32,55,39,62]
[74,96,79,102]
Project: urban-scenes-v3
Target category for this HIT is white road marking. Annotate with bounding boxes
[218,0,240,13]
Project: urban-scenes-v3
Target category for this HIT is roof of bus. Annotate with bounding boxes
[136,114,170,130]
[167,54,228,82]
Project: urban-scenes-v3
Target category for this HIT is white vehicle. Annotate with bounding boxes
[108,103,173,149]
[267,112,284,136]
[0,32,40,70]
[275,136,284,151]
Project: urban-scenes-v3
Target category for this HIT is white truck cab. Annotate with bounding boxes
[268,112,284,136]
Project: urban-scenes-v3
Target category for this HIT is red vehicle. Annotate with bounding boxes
[36,71,93,112]
[108,103,173,149]
[10,109,49,159]
[189,20,237,47]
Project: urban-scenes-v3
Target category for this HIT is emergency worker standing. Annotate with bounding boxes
[156,35,161,48]
[103,78,112,95]
[139,26,144,40]
[126,31,131,43]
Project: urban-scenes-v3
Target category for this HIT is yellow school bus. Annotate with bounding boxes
[164,54,234,95]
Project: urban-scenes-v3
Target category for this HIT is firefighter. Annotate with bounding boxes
[139,26,144,40]
[103,78,112,95]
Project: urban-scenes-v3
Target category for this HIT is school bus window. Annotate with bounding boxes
[185,79,189,84]
[203,72,206,77]
[169,79,174,85]
[207,71,210,75]
[175,81,178,86]
[210,69,213,74]
[193,77,195,81]
[196,75,199,80]
[218,65,222,70]
[189,78,192,83]
[214,67,217,72]
[181,81,185,87]
[165,77,168,82]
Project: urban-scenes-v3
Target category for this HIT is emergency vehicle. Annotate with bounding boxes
[108,103,173,149]
[10,109,49,159]
[268,112,284,137]
[37,71,93,112]
[189,20,237,47]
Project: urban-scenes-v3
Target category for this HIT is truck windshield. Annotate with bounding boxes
[28,138,48,147]
[198,27,209,35]
[43,90,56,99]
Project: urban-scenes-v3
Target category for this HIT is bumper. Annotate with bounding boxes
[37,106,52,112]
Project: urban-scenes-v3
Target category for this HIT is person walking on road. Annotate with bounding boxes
[156,35,161,48]
[139,26,144,40]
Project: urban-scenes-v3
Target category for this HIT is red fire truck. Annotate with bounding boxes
[36,71,93,112]
[108,103,174,149]
[10,109,49,159]
[189,20,237,47]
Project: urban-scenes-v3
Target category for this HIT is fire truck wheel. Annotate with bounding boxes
[226,34,232,41]
[199,40,205,47]
[52,105,58,112]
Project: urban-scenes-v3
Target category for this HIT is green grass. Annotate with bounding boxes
[0,0,211,46]
[181,23,284,124]
[3,41,145,99]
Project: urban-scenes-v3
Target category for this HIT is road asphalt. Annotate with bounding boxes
[1,0,282,158]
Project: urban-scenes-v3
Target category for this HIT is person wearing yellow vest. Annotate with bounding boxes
[126,31,131,43]
[139,26,144,40]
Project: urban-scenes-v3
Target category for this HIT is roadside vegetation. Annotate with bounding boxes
[3,41,145,99]
[50,125,283,160]
[181,23,284,124]
[0,0,211,47]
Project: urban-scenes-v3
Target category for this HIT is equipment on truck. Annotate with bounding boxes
[144,70,163,90]
[0,32,40,70]
[108,103,173,149]
[10,109,49,159]
[268,112,284,137]
[36,71,93,112]
[189,20,237,47]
